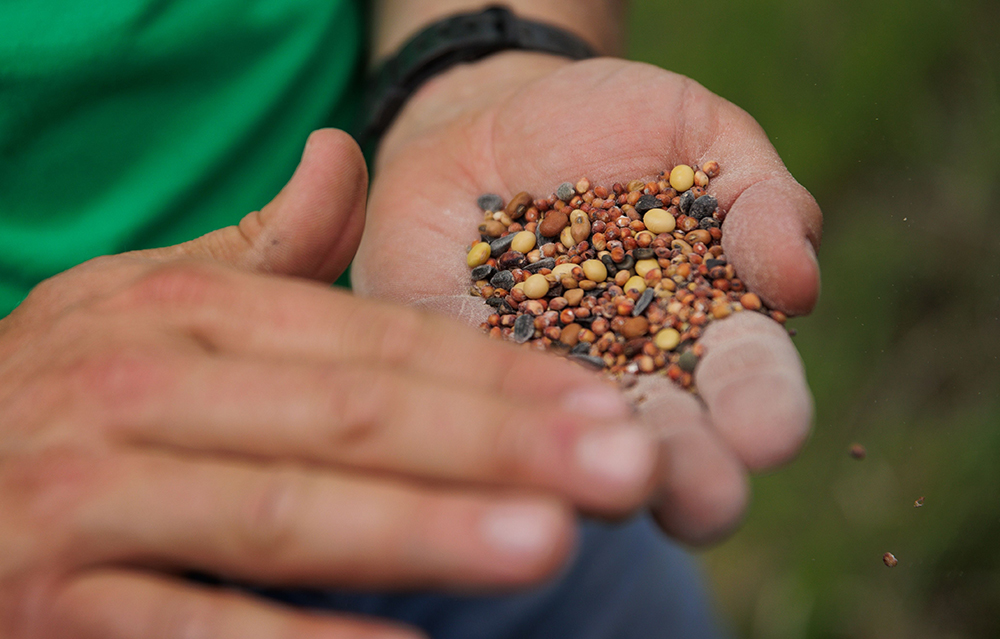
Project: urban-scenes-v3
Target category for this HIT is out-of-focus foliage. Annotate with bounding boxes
[628,1,1000,637]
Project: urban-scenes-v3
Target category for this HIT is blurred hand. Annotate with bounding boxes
[355,53,823,545]
[0,130,659,639]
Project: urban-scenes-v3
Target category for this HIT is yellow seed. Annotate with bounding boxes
[654,328,681,351]
[624,276,646,294]
[635,259,660,278]
[523,274,550,299]
[669,164,695,192]
[643,208,676,234]
[466,242,491,268]
[511,230,536,254]
[581,259,608,282]
[513,282,525,293]
[552,262,577,279]
[560,225,576,249]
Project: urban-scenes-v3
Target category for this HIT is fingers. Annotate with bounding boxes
[98,353,655,512]
[628,377,749,545]
[143,128,368,283]
[105,260,619,404]
[76,453,575,589]
[50,569,424,639]
[695,312,813,471]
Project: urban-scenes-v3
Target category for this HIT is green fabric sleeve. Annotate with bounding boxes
[0,0,363,316]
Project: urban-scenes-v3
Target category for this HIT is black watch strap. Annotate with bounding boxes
[357,5,598,152]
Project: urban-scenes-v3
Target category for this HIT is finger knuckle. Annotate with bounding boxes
[151,592,227,639]
[117,262,229,313]
[325,369,396,449]
[237,466,310,558]
[64,347,175,425]
[373,309,424,367]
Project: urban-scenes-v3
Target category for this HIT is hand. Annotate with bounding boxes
[354,53,823,544]
[0,130,660,639]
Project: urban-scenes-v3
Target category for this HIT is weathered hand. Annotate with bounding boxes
[355,54,823,544]
[0,130,659,639]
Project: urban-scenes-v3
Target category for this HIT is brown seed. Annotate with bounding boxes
[539,210,570,237]
[561,323,583,346]
[849,443,867,460]
[620,316,650,339]
[883,552,898,568]
[505,192,533,219]
[701,160,720,178]
[685,229,712,245]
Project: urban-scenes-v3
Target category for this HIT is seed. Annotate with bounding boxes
[677,350,699,372]
[849,443,867,460]
[467,242,491,268]
[561,323,583,346]
[694,170,709,188]
[914,496,924,508]
[643,208,676,234]
[575,178,591,194]
[556,182,576,202]
[477,193,504,212]
[564,288,585,306]
[883,552,898,568]
[505,192,533,219]
[539,210,569,237]
[689,195,718,220]
[570,209,591,244]
[624,275,647,294]
[560,225,576,249]
[507,230,535,254]
[701,160,720,178]
[523,274,550,299]
[621,316,649,339]
[582,259,608,282]
[654,328,681,351]
[489,233,516,257]
[740,292,762,311]
[513,314,535,343]
[633,288,655,316]
[669,164,695,192]
[635,194,660,213]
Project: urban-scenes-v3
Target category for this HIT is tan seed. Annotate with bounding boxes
[621,317,650,339]
[561,323,583,346]
[643,208,676,234]
[564,288,585,306]
[523,274,550,299]
[560,225,576,249]
[511,230,536,254]
[740,292,762,311]
[635,259,660,278]
[478,220,506,237]
[624,275,647,294]
[581,259,608,282]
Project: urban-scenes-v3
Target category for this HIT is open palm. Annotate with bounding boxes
[354,56,822,544]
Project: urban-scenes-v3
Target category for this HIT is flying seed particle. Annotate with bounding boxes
[849,443,867,460]
[883,552,898,568]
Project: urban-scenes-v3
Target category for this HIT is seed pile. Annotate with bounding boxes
[465,162,787,391]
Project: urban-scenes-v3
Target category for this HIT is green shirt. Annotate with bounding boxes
[0,0,362,316]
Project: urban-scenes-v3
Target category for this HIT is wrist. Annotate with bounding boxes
[376,50,574,168]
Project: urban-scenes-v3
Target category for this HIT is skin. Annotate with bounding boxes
[0,1,822,638]
[354,45,823,543]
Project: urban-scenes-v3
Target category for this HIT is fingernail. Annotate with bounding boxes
[562,385,630,420]
[575,425,656,487]
[480,502,561,557]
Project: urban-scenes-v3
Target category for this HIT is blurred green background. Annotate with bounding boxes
[627,0,1000,637]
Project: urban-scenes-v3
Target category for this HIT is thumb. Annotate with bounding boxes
[145,128,368,283]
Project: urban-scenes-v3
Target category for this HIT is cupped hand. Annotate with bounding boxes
[354,54,823,545]
[0,130,660,639]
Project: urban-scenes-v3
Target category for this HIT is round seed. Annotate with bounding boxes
[654,328,681,351]
[556,182,576,202]
[624,275,647,294]
[477,193,504,212]
[582,259,608,282]
[510,230,536,254]
[643,208,676,234]
[523,274,550,299]
[635,259,660,277]
[669,164,695,192]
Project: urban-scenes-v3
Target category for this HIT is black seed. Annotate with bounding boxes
[497,250,526,271]
[633,288,655,316]
[490,270,515,290]
[470,264,496,281]
[689,195,718,220]
[569,354,607,370]
[570,342,591,355]
[524,257,556,273]
[489,234,515,257]
[678,190,696,214]
[548,283,564,298]
[633,247,655,260]
[513,314,535,343]
[699,216,719,229]
[556,182,576,202]
[678,350,700,373]
[477,193,505,212]
[600,254,618,275]
[705,258,727,269]
[635,194,660,214]
[618,255,635,272]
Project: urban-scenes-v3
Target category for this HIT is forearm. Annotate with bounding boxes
[370,0,627,63]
